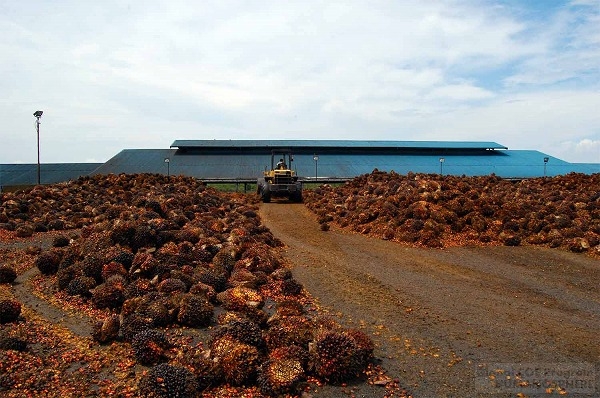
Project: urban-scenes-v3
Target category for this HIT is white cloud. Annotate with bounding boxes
[570,0,599,6]
[504,0,600,87]
[0,0,598,166]
[576,139,600,152]
[407,89,600,163]
[557,139,600,163]
[427,83,495,101]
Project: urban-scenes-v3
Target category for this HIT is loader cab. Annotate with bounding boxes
[264,152,297,183]
[272,153,293,171]
[257,151,303,203]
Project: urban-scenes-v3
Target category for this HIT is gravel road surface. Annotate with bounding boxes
[260,202,600,397]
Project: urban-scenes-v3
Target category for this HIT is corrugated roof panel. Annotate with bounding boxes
[0,163,101,187]
[171,139,508,150]
[92,149,178,176]
[91,149,599,179]
[4,142,596,187]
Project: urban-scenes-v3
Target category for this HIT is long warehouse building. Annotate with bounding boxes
[93,140,598,180]
[1,140,598,190]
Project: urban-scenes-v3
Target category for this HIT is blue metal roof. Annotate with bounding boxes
[171,139,508,151]
[91,148,599,179]
[92,149,178,176]
[0,163,102,189]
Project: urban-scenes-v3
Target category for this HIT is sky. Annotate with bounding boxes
[1,0,599,164]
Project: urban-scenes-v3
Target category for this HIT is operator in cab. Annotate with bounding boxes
[276,158,287,169]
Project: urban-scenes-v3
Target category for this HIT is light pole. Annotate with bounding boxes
[543,157,549,177]
[33,110,43,185]
[164,157,170,176]
[439,157,445,175]
[313,154,319,182]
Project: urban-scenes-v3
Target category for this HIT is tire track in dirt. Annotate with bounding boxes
[13,266,94,337]
[1,233,95,338]
[259,202,600,397]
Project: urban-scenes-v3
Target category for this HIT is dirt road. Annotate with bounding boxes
[259,203,600,397]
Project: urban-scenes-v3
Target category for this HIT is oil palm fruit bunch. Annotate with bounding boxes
[264,315,314,350]
[90,279,125,309]
[210,318,263,348]
[216,286,264,312]
[35,250,62,275]
[0,332,27,351]
[120,313,153,342]
[210,334,261,386]
[131,328,172,365]
[138,363,198,398]
[178,349,223,391]
[257,344,308,396]
[91,314,121,344]
[309,329,371,383]
[176,293,214,327]
[0,265,17,284]
[65,275,96,297]
[0,299,21,324]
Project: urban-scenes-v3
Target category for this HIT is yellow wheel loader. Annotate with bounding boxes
[257,152,303,203]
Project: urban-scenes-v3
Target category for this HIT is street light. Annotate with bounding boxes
[164,157,170,176]
[439,157,445,175]
[313,154,319,182]
[543,157,549,177]
[33,110,43,185]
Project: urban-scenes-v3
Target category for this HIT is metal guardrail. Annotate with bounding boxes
[199,177,351,184]
[199,177,352,192]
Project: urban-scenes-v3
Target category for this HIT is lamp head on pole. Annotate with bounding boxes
[543,157,549,163]
[33,110,43,118]
[439,157,445,163]
[164,158,170,163]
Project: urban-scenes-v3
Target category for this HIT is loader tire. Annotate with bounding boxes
[261,186,271,203]
[291,191,303,203]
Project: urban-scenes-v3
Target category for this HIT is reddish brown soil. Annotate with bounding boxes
[259,202,600,397]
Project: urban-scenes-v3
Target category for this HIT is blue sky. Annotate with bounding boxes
[1,0,598,164]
